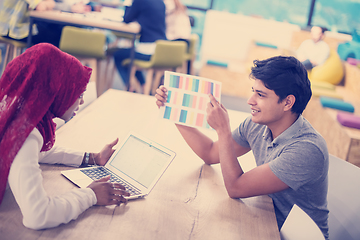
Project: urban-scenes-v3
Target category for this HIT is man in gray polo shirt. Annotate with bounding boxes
[155,56,329,239]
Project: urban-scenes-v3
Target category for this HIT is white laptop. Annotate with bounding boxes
[61,132,176,200]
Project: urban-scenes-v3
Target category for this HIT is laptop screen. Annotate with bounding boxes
[108,135,172,188]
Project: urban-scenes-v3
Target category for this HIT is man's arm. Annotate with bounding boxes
[177,124,250,165]
[123,0,140,23]
[208,95,289,198]
[155,86,249,165]
[219,131,289,198]
[176,124,250,165]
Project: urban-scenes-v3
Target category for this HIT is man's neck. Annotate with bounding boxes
[268,113,299,140]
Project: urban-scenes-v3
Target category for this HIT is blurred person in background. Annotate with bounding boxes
[296,26,330,70]
[0,0,91,48]
[113,0,167,91]
[164,0,191,43]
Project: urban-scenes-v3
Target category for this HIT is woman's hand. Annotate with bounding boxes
[88,176,130,206]
[155,85,168,108]
[92,138,119,166]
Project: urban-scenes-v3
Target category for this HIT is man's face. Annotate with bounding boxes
[247,79,287,128]
[311,26,324,43]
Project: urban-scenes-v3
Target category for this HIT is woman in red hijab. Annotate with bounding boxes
[0,43,129,230]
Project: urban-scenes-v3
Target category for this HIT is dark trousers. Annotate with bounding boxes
[302,59,314,70]
[3,22,63,48]
[32,21,63,48]
[113,48,151,86]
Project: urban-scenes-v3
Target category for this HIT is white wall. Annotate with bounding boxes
[200,10,301,66]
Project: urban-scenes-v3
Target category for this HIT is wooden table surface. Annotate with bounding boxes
[29,10,140,34]
[0,89,280,240]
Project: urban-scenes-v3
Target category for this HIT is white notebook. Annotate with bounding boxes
[61,132,176,200]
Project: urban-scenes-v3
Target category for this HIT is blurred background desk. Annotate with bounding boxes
[28,10,140,87]
[28,10,140,47]
[0,89,280,240]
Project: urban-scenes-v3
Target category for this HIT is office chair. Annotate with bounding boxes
[327,154,360,240]
[59,26,109,97]
[280,204,325,240]
[122,40,187,95]
[0,36,27,75]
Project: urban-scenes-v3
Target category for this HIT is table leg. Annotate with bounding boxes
[127,33,136,91]
[27,18,33,48]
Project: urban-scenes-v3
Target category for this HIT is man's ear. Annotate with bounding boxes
[284,95,295,112]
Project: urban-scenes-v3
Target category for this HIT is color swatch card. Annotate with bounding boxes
[159,71,222,129]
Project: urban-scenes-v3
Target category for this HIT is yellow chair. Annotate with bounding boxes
[183,33,199,74]
[0,36,27,75]
[59,26,108,97]
[122,40,187,95]
[308,50,344,85]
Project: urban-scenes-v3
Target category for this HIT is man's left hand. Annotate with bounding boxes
[206,94,231,134]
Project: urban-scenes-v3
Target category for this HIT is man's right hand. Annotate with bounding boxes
[155,85,168,108]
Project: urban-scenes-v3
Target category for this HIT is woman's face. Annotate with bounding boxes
[60,92,85,122]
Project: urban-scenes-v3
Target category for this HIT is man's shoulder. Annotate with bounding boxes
[292,117,328,154]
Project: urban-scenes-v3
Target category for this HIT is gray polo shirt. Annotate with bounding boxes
[232,115,329,239]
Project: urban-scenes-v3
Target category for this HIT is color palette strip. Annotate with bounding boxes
[166,92,207,111]
[168,73,221,99]
[163,106,211,129]
[160,71,221,130]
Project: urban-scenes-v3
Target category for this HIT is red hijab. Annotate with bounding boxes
[0,43,92,204]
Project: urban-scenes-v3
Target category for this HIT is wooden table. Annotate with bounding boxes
[0,90,280,240]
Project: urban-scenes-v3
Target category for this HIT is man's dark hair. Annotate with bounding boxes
[319,26,327,34]
[250,56,312,115]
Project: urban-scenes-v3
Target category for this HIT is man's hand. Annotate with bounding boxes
[206,94,231,134]
[35,0,55,11]
[155,85,168,108]
[88,176,130,206]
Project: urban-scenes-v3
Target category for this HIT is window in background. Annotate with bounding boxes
[312,0,360,34]
[212,0,311,28]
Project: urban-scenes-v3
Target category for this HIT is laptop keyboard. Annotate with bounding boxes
[80,167,141,196]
